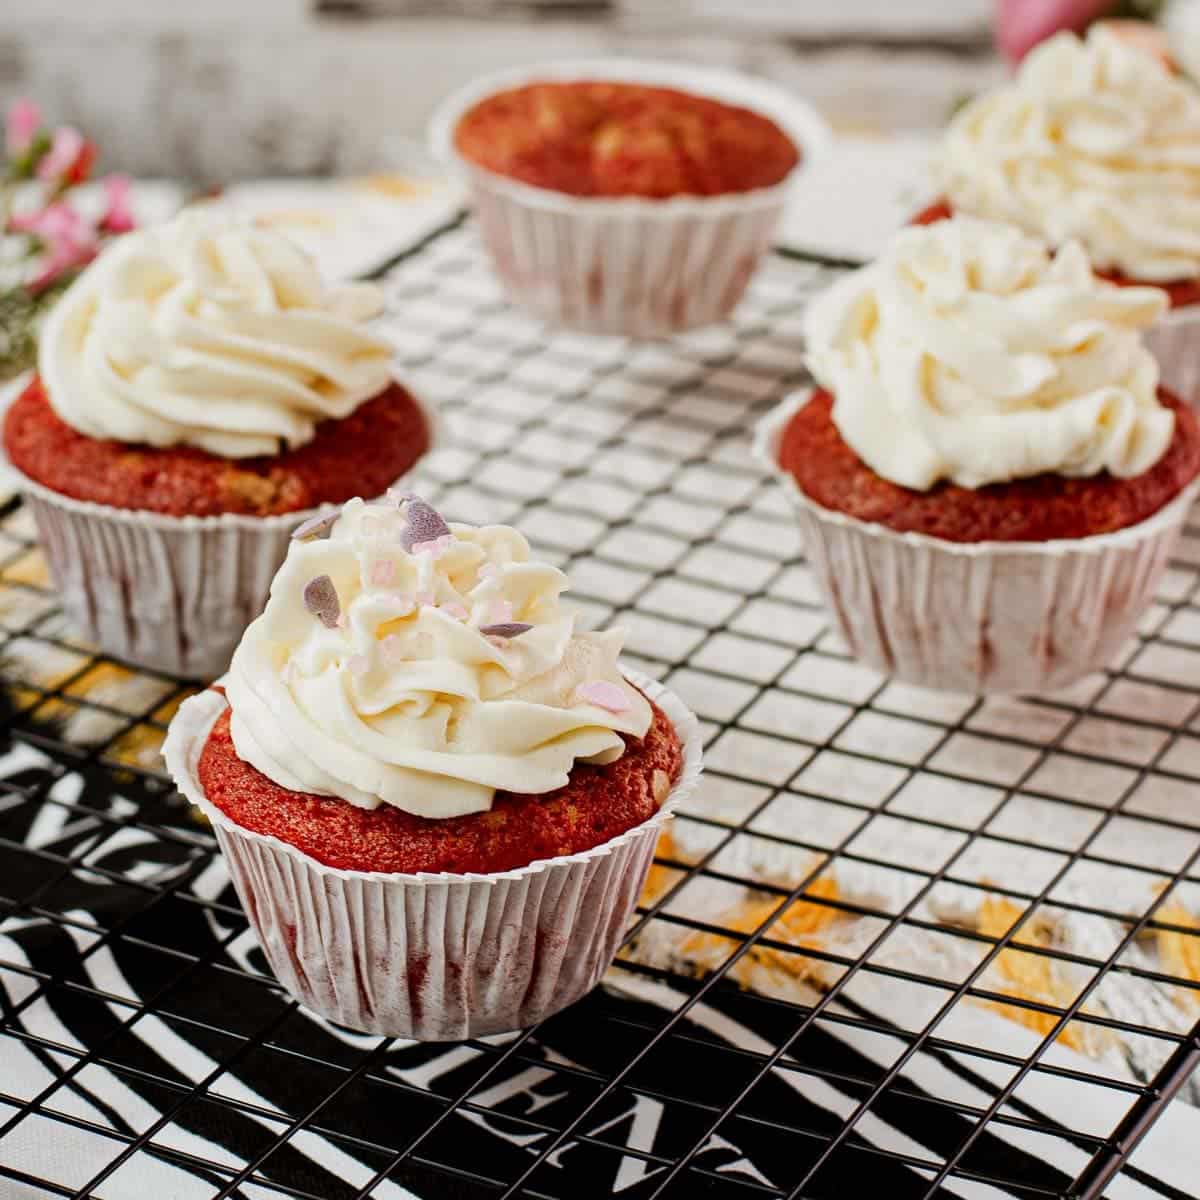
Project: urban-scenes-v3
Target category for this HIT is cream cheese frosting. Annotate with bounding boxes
[39,211,394,457]
[940,27,1200,283]
[803,217,1173,491]
[225,495,653,819]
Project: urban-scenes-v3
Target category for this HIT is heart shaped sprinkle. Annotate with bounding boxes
[401,499,451,553]
[479,622,533,639]
[573,680,630,715]
[291,512,338,542]
[370,560,396,587]
[303,575,341,629]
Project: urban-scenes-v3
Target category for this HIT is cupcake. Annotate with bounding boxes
[2,212,432,677]
[756,217,1200,694]
[925,26,1200,399]
[163,494,701,1039]
[430,59,828,336]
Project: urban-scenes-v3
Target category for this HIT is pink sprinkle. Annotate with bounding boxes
[444,603,469,621]
[574,681,631,715]
[416,590,436,607]
[490,599,514,625]
[370,560,396,586]
[413,533,454,558]
[347,654,368,676]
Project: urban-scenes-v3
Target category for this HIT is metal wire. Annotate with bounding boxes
[1,222,1199,1199]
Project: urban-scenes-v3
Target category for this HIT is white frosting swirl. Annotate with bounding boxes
[225,497,653,819]
[940,27,1200,282]
[803,217,1173,491]
[39,212,394,457]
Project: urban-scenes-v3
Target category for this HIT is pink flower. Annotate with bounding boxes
[98,174,136,234]
[994,0,1114,64]
[5,99,41,156]
[36,126,95,185]
[13,202,98,294]
[28,237,97,294]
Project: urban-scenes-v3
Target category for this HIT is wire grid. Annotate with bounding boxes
[0,219,1198,1199]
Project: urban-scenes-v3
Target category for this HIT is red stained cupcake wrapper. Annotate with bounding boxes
[0,378,439,679]
[756,389,1200,695]
[429,60,830,336]
[163,669,703,1040]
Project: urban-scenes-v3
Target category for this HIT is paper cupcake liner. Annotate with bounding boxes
[756,390,1199,695]
[2,381,437,680]
[1145,303,1200,406]
[162,669,703,1040]
[429,59,831,336]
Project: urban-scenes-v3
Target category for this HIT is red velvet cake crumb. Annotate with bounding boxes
[778,388,1200,543]
[454,81,799,199]
[198,695,683,875]
[911,200,1200,309]
[3,376,430,518]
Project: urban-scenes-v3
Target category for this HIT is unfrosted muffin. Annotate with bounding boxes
[453,80,799,198]
[165,494,699,1039]
[432,62,819,335]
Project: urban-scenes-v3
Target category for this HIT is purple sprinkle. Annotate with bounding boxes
[291,512,338,542]
[479,622,533,639]
[400,499,451,553]
[303,575,341,629]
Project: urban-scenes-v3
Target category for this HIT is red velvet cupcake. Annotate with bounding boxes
[453,80,798,199]
[2,212,432,677]
[165,495,701,1039]
[757,217,1200,694]
[430,59,828,335]
[933,28,1200,401]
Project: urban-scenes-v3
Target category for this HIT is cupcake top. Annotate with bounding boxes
[939,27,1200,283]
[453,81,799,198]
[803,217,1172,491]
[39,212,394,458]
[225,495,652,819]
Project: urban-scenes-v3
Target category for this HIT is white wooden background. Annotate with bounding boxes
[0,0,1002,181]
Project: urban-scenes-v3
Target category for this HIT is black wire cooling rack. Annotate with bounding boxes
[3,219,1200,1200]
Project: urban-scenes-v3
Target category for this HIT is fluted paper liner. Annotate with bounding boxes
[1145,303,1200,407]
[1,381,438,679]
[163,669,702,1040]
[755,389,1199,695]
[429,59,831,336]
